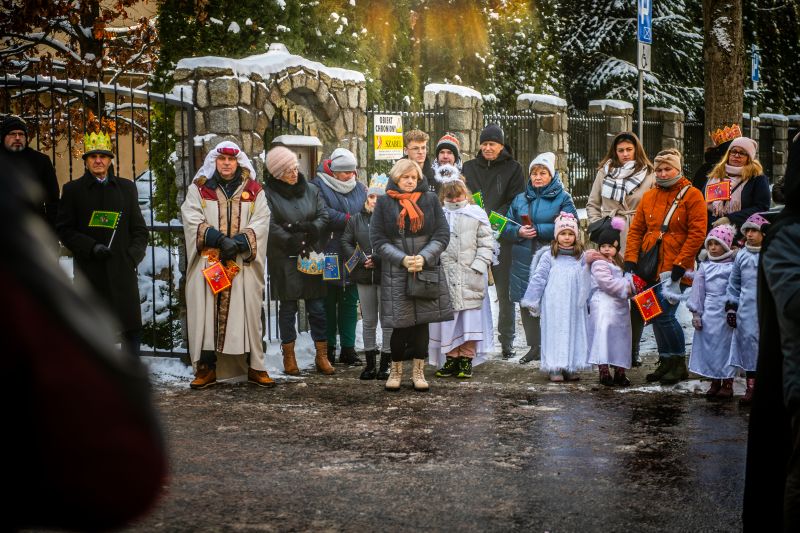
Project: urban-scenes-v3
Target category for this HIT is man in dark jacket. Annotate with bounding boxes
[56,132,148,357]
[743,131,800,532]
[1,114,60,229]
[462,124,526,359]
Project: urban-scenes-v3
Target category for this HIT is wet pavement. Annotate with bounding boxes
[128,356,749,532]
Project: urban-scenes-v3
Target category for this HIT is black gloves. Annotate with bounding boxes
[671,265,686,282]
[623,261,637,274]
[725,302,738,328]
[218,236,239,263]
[92,243,112,260]
[288,233,306,255]
[296,221,319,242]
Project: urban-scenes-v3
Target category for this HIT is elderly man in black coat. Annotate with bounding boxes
[1,114,60,229]
[56,132,148,357]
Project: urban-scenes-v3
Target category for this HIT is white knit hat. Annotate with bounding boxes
[528,152,556,177]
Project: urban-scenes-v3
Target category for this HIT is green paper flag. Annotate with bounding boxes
[88,210,121,229]
[489,211,509,234]
[472,190,483,208]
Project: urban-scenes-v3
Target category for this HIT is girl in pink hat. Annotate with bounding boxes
[520,212,590,382]
[687,224,738,399]
[725,212,769,404]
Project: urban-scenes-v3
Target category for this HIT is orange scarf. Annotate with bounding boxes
[386,190,424,233]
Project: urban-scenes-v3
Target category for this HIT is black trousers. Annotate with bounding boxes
[390,323,429,362]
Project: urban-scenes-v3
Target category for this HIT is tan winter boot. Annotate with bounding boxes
[282,341,300,376]
[248,368,276,388]
[314,341,335,375]
[412,358,429,392]
[385,361,403,391]
[190,363,217,389]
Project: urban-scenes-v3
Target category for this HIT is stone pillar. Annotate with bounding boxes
[646,107,685,152]
[516,94,569,183]
[423,84,483,162]
[588,99,634,148]
[760,113,790,183]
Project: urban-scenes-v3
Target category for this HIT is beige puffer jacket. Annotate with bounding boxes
[440,204,495,312]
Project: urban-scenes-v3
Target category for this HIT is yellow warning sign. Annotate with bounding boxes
[374,114,403,160]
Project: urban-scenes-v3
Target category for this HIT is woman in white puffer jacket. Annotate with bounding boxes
[428,165,496,379]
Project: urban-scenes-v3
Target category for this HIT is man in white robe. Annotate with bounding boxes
[181,141,272,388]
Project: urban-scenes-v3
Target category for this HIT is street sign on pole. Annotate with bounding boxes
[638,0,652,44]
[638,42,652,72]
[751,46,761,83]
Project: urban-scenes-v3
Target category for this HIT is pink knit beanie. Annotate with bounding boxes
[266,146,298,178]
[554,211,579,238]
[740,212,770,233]
[705,224,735,252]
[729,137,758,161]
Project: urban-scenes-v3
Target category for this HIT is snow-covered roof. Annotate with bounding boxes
[271,135,323,147]
[424,83,482,100]
[517,93,567,108]
[176,43,365,83]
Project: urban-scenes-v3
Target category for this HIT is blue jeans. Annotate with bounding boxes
[278,298,326,343]
[651,284,686,357]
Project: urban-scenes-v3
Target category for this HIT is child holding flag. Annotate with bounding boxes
[585,217,640,387]
[520,212,589,382]
[687,224,738,400]
[725,213,769,404]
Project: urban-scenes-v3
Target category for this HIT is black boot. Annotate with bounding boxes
[360,350,377,380]
[339,346,363,366]
[646,357,671,382]
[377,352,391,380]
[519,346,540,364]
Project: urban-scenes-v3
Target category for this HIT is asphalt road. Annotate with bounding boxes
[126,357,748,532]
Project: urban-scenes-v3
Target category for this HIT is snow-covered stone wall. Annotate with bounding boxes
[172,43,367,190]
[423,83,483,159]
[517,94,569,180]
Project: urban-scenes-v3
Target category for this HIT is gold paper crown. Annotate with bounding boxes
[710,124,742,146]
[296,251,325,275]
[83,131,114,154]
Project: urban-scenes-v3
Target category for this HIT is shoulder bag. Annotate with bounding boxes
[636,185,691,281]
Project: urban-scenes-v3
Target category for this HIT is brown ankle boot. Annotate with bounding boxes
[705,379,722,400]
[715,378,734,400]
[739,378,755,405]
[598,364,614,386]
[248,368,276,387]
[190,363,216,389]
[282,342,300,376]
[314,341,335,375]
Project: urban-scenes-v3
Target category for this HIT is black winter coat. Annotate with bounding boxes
[56,171,148,333]
[265,173,329,300]
[370,179,453,329]
[4,146,60,228]
[341,208,381,285]
[402,155,438,194]
[462,147,526,219]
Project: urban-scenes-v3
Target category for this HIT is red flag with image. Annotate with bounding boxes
[633,287,663,322]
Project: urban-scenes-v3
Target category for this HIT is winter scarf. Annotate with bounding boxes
[745,244,761,253]
[386,189,424,233]
[267,173,307,199]
[656,175,682,189]
[318,167,357,194]
[443,200,490,226]
[600,160,648,204]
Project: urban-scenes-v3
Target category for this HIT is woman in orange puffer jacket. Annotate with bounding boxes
[624,148,708,385]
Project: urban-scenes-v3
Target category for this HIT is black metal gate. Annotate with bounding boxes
[567,111,608,208]
[683,121,705,179]
[758,123,775,182]
[482,110,538,172]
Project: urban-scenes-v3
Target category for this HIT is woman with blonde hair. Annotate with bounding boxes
[370,158,452,392]
[704,136,770,234]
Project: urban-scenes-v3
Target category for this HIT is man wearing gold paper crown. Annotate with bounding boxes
[181,141,272,389]
[56,131,148,357]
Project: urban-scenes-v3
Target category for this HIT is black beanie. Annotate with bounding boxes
[592,216,626,247]
[480,124,504,145]
[1,115,27,139]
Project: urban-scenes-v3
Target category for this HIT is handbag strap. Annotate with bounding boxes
[658,185,691,237]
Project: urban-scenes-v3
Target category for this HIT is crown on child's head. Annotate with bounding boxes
[710,124,742,146]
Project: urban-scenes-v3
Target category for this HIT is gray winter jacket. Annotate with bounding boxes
[440,203,495,311]
[370,179,453,329]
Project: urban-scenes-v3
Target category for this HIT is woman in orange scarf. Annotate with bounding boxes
[370,159,453,392]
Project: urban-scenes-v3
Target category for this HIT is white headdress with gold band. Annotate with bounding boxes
[194,140,256,182]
